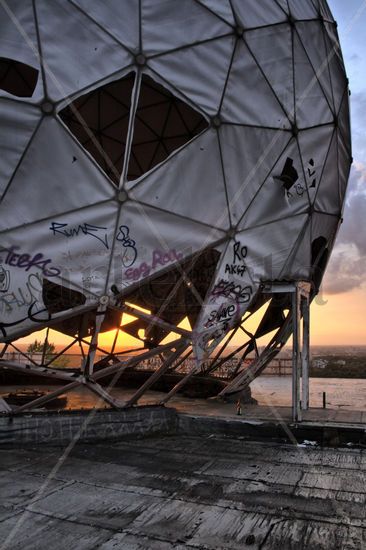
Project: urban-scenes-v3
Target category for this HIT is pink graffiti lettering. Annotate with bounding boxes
[0,246,61,277]
[124,248,183,282]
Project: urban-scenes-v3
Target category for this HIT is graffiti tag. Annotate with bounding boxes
[116,225,137,268]
[0,272,43,313]
[211,279,252,304]
[0,266,10,292]
[124,248,183,282]
[0,246,60,277]
[50,221,109,249]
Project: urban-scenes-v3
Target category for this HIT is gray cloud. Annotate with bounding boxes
[350,91,366,158]
[322,162,366,294]
[350,53,360,62]
[323,250,366,294]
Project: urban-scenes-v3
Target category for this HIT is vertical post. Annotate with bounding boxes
[301,293,310,410]
[292,285,301,422]
[84,299,107,378]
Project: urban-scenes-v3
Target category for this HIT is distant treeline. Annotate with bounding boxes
[310,356,366,379]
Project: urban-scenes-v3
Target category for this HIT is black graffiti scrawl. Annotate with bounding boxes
[277,157,299,191]
[307,158,316,188]
[0,265,10,292]
[274,156,317,198]
[274,157,302,198]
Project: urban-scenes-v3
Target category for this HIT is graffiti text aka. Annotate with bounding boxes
[225,242,248,277]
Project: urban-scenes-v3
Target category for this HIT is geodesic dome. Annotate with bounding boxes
[0,0,351,364]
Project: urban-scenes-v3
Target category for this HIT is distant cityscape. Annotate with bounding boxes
[1,345,366,380]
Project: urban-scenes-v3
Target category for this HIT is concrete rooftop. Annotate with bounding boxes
[1,434,366,549]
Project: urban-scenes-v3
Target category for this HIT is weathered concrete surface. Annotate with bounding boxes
[1,435,366,549]
[178,413,366,447]
[2,404,366,448]
[0,406,178,445]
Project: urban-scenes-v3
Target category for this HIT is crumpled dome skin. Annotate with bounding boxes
[0,0,351,359]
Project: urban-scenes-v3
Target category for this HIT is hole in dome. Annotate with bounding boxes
[43,279,86,315]
[0,57,39,97]
[311,236,329,290]
[128,74,208,180]
[59,72,135,185]
[59,72,208,185]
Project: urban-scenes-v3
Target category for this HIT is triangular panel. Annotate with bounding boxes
[238,214,309,281]
[293,30,333,128]
[245,24,294,123]
[288,0,320,20]
[311,212,341,290]
[0,117,115,231]
[337,131,352,206]
[312,212,340,250]
[148,36,235,117]
[338,88,351,157]
[313,128,341,215]
[239,139,310,231]
[219,125,291,225]
[296,21,334,114]
[221,39,291,128]
[193,238,257,360]
[196,0,235,26]
[141,0,231,56]
[71,0,139,51]
[323,22,348,115]
[297,124,335,207]
[280,217,312,280]
[0,101,40,199]
[230,0,287,28]
[129,128,230,230]
[36,0,132,101]
[319,0,335,22]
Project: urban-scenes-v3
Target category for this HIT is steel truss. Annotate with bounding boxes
[0,282,310,420]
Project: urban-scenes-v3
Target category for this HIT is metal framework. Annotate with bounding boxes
[0,282,310,421]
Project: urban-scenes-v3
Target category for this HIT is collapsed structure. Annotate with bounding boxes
[0,0,351,414]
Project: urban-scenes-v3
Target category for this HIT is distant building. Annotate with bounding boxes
[312,359,328,369]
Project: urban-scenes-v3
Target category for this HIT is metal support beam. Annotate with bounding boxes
[0,397,11,412]
[159,360,200,404]
[301,292,310,411]
[114,303,192,339]
[84,380,124,408]
[84,304,106,377]
[292,285,302,423]
[125,342,188,407]
[11,380,83,414]
[92,338,184,381]
[0,360,82,382]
